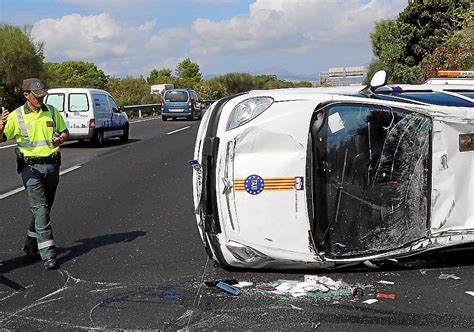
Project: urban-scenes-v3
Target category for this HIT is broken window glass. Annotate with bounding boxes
[309,103,431,257]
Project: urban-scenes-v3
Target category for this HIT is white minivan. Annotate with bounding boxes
[45,88,129,146]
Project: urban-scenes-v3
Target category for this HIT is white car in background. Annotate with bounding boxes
[191,71,474,270]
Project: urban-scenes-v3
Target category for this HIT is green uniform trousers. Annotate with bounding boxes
[21,163,59,260]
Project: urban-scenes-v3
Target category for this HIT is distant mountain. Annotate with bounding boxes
[203,66,319,82]
[252,65,318,82]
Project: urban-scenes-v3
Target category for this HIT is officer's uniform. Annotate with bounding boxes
[2,97,67,264]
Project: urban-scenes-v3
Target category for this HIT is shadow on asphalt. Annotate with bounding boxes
[55,230,146,266]
[0,230,146,290]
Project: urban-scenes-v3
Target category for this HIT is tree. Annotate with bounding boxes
[175,58,202,84]
[419,10,474,81]
[107,76,160,106]
[44,61,108,89]
[0,24,44,108]
[147,68,173,85]
[368,0,471,83]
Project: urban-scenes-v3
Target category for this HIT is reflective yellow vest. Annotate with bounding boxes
[4,104,67,157]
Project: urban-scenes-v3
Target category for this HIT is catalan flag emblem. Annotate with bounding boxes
[235,176,303,194]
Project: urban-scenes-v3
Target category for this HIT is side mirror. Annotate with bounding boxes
[195,101,202,109]
[370,70,387,88]
[119,106,125,113]
[360,70,387,97]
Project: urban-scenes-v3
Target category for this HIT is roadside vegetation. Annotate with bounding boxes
[0,1,472,108]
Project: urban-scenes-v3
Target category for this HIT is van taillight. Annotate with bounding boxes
[89,119,95,128]
[188,99,192,110]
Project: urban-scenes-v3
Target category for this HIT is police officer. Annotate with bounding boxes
[0,78,69,270]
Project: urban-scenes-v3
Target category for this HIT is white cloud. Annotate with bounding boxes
[31,1,407,77]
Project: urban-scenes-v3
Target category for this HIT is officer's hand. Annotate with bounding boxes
[0,107,9,129]
[51,136,62,147]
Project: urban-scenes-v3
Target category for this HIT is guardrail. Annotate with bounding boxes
[123,104,161,118]
[122,100,216,119]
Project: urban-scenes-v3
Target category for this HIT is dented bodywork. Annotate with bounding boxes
[192,87,474,269]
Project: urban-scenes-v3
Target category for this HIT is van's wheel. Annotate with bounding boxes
[162,115,167,121]
[94,130,105,147]
[187,111,194,121]
[120,124,129,143]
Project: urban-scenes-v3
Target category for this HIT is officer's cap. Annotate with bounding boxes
[22,78,47,98]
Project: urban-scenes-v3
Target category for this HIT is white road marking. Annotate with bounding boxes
[0,187,24,200]
[166,126,190,135]
[0,143,16,150]
[0,165,81,200]
[60,165,81,175]
[130,117,160,124]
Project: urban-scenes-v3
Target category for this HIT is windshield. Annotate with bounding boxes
[308,103,431,258]
[164,91,189,102]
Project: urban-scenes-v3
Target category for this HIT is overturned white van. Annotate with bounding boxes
[45,88,129,146]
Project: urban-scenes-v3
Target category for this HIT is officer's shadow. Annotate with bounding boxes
[0,230,146,289]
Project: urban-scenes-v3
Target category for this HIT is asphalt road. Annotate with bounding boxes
[0,116,473,331]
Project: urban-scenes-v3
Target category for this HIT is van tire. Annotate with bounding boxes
[94,130,105,147]
[120,124,129,143]
[162,115,168,121]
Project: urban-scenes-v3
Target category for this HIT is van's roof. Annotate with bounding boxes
[47,88,111,94]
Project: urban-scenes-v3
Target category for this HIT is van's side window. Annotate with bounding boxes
[46,93,65,112]
[107,95,118,109]
[92,94,109,113]
[69,94,89,112]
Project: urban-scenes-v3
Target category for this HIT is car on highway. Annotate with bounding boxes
[191,71,474,270]
[45,88,129,146]
[161,88,203,121]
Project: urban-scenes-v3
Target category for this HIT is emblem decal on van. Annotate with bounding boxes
[243,175,264,195]
[235,176,303,194]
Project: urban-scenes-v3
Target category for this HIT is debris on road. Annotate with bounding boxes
[362,299,378,304]
[438,273,461,280]
[254,275,372,300]
[376,293,396,299]
[215,281,240,296]
[377,280,395,285]
[234,281,253,288]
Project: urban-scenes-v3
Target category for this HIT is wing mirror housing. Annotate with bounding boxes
[360,70,387,97]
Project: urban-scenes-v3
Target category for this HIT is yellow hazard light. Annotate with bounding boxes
[438,70,474,78]
[459,133,474,152]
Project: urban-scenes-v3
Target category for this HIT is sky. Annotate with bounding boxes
[0,0,407,80]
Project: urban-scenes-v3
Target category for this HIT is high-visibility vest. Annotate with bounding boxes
[14,104,61,157]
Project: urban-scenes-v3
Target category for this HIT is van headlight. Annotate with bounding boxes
[226,97,274,130]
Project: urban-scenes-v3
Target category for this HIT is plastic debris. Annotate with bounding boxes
[376,293,396,299]
[377,280,395,285]
[215,281,240,296]
[234,281,253,288]
[362,299,378,304]
[350,287,364,297]
[465,291,474,296]
[255,276,372,300]
[256,285,277,291]
[289,304,303,310]
[438,273,461,280]
[419,269,428,275]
